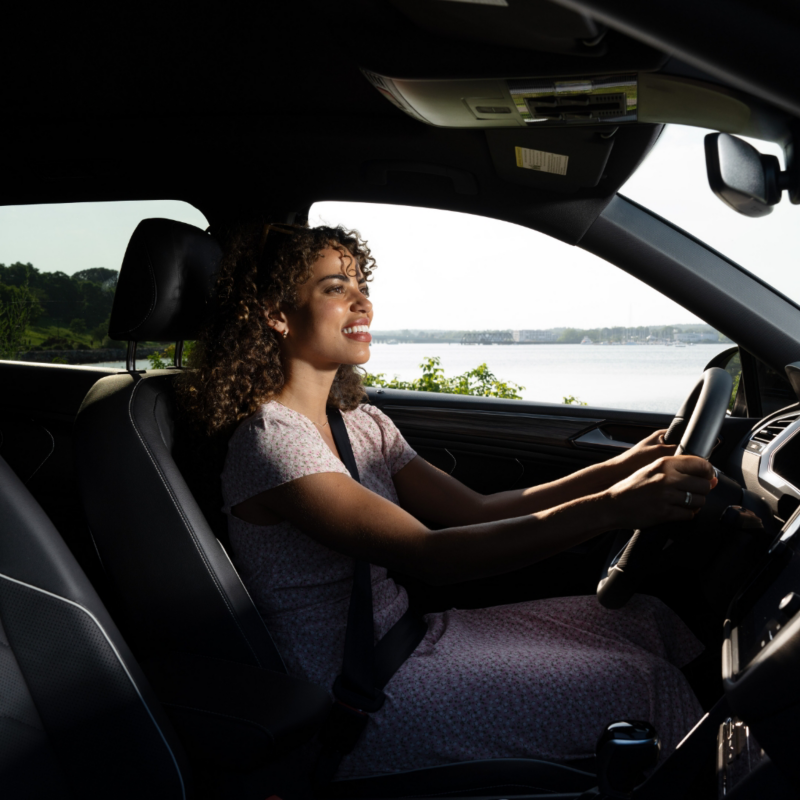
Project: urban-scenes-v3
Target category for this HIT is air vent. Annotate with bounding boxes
[749,415,800,450]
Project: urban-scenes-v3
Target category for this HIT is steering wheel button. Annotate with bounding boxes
[778,591,800,618]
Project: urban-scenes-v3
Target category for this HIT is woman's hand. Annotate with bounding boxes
[607,429,676,479]
[605,455,718,530]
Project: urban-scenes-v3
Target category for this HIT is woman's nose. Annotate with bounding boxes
[352,289,372,313]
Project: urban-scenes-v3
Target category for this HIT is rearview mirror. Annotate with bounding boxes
[704,133,786,217]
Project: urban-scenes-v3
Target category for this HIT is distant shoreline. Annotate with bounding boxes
[371,340,726,346]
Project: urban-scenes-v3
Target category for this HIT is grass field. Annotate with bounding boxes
[23,324,99,350]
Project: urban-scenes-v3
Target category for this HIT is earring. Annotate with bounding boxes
[282,329,289,339]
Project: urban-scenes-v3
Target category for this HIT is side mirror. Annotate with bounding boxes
[704,133,787,217]
[706,345,743,413]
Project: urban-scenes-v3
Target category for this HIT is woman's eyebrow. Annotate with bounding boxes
[318,273,366,285]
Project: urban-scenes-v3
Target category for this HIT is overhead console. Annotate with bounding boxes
[362,68,783,142]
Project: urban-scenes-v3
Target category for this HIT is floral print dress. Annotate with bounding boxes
[221,401,703,778]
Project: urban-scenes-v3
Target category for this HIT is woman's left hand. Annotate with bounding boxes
[608,429,677,480]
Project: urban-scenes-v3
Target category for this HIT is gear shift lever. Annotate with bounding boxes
[595,721,660,798]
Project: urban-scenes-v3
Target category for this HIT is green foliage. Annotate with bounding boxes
[729,373,741,411]
[0,262,117,330]
[147,341,196,370]
[724,350,743,411]
[362,357,524,399]
[557,328,586,344]
[71,268,118,288]
[563,395,588,406]
[69,317,87,334]
[0,281,39,359]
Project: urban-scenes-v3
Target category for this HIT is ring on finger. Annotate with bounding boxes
[684,491,693,506]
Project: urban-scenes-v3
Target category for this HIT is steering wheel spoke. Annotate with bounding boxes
[597,368,733,609]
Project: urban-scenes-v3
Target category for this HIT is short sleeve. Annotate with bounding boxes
[355,405,417,476]
[221,405,349,509]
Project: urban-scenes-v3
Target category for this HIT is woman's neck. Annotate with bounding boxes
[275,364,337,426]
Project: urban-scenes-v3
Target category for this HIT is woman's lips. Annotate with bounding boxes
[343,330,372,343]
[343,320,371,343]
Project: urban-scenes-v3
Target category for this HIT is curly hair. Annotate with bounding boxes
[177,221,377,439]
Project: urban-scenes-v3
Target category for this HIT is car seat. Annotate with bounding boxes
[0,453,189,799]
[73,218,597,798]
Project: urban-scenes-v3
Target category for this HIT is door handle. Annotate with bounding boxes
[573,428,634,451]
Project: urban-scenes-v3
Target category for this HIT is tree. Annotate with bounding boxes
[72,268,118,289]
[0,283,39,359]
[557,328,583,343]
[69,317,87,334]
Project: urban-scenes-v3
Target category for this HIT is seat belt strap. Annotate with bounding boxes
[327,409,382,712]
[316,407,426,785]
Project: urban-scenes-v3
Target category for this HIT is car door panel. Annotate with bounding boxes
[367,386,757,612]
[367,387,671,492]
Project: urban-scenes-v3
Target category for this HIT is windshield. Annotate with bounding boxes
[622,125,800,305]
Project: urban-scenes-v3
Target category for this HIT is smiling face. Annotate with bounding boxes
[274,244,374,369]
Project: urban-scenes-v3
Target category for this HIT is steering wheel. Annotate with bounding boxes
[597,368,733,609]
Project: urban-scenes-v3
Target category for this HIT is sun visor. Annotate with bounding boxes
[485,127,615,193]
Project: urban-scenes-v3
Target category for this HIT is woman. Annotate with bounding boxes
[180,222,716,778]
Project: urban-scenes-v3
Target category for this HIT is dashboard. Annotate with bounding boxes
[736,409,800,522]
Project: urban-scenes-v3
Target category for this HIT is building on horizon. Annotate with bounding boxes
[512,329,559,343]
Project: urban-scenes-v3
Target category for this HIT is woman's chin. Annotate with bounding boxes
[332,349,371,368]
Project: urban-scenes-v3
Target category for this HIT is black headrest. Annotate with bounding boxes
[109,218,222,342]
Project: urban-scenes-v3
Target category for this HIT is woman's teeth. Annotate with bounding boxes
[343,325,370,334]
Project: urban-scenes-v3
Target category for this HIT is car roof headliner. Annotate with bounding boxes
[2,0,796,244]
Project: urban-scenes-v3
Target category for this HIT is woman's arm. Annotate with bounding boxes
[393,429,676,526]
[233,453,717,586]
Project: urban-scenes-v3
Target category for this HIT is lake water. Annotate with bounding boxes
[94,342,732,414]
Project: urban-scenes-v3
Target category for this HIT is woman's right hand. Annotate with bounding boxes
[604,455,718,530]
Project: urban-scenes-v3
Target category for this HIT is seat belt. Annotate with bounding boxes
[316,407,427,785]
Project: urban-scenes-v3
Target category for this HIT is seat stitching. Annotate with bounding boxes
[19,420,56,486]
[127,379,265,668]
[162,702,276,743]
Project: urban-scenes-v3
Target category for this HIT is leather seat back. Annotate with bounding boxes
[0,455,190,799]
[73,219,284,671]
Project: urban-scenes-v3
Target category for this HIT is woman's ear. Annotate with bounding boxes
[264,307,289,338]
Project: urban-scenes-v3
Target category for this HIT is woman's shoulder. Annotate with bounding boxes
[230,400,316,452]
[224,401,348,494]
[343,403,416,474]
[343,402,394,431]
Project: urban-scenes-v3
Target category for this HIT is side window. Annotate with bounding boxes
[0,201,208,368]
[309,201,734,414]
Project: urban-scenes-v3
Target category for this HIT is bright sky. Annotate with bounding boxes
[0,200,209,276]
[0,125,796,332]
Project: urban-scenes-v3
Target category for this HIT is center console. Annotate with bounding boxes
[718,508,800,796]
